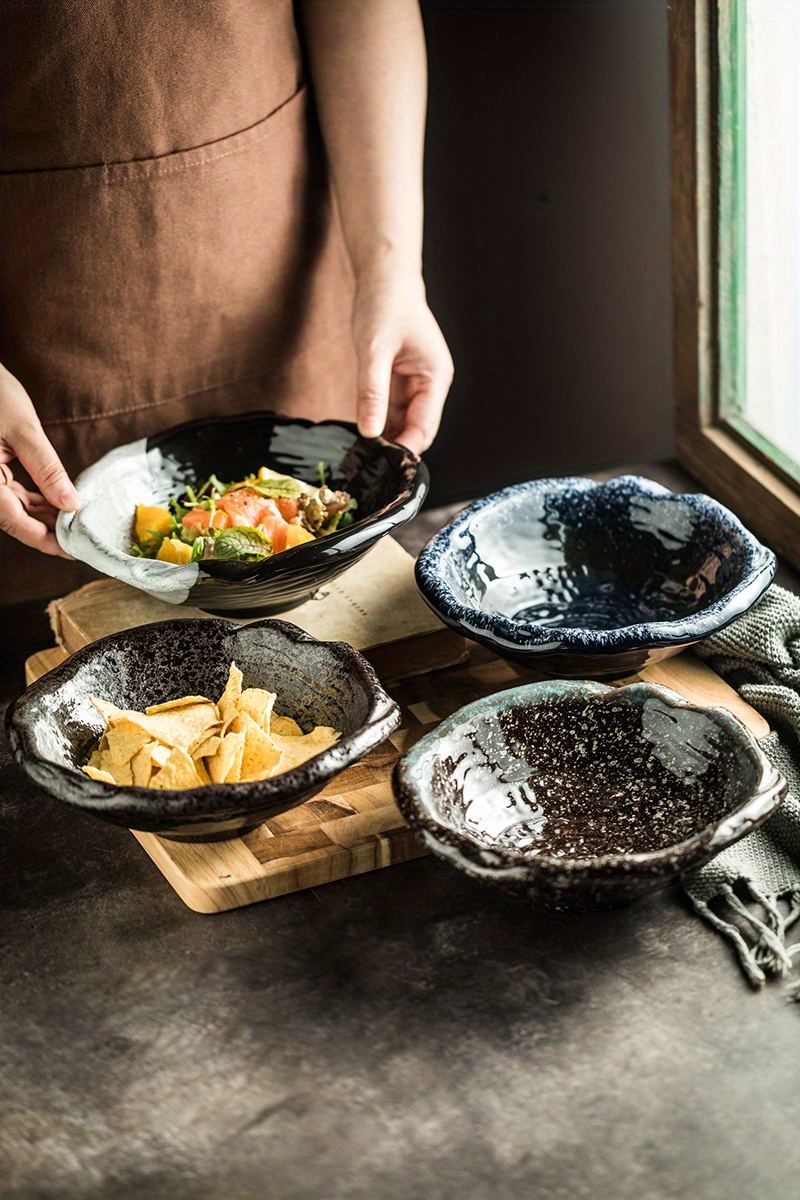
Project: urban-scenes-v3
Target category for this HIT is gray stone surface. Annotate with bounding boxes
[2,465,799,1200]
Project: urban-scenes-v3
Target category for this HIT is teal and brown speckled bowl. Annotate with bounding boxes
[393,679,784,911]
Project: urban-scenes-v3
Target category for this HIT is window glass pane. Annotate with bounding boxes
[722,0,800,476]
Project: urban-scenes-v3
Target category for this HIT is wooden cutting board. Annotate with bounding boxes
[25,644,768,914]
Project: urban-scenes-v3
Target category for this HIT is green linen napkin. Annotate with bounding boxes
[682,585,800,997]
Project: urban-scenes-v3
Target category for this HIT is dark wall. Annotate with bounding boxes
[420,1,673,505]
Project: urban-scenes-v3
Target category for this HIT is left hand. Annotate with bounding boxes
[352,271,454,454]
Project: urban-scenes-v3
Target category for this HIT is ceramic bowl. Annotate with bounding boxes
[415,475,775,678]
[393,680,784,911]
[57,411,428,614]
[7,618,400,842]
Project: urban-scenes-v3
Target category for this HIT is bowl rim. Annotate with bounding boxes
[57,410,429,585]
[415,474,776,654]
[392,679,785,874]
[7,617,401,821]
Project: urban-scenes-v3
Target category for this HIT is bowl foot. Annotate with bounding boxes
[198,594,312,619]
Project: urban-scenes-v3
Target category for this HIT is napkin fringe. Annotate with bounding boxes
[689,883,800,995]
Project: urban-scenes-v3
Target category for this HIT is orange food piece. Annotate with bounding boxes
[181,507,231,532]
[285,524,315,549]
[275,498,300,522]
[156,537,193,565]
[135,504,173,544]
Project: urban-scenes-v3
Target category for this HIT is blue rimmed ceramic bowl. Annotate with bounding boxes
[415,475,776,678]
[57,411,428,615]
[392,680,785,911]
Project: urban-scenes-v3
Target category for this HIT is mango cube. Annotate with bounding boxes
[135,504,174,544]
[156,537,193,565]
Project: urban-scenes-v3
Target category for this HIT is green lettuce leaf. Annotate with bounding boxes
[212,527,273,561]
[243,476,304,500]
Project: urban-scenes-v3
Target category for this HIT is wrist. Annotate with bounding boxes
[350,240,423,291]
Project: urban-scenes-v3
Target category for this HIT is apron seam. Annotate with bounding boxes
[41,368,284,426]
[0,83,306,182]
[114,84,306,180]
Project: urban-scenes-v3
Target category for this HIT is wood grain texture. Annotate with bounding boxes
[25,646,68,686]
[676,422,800,572]
[669,0,800,570]
[26,643,768,913]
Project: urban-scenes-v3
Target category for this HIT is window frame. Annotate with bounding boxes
[670,0,800,570]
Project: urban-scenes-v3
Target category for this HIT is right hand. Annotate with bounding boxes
[0,363,80,556]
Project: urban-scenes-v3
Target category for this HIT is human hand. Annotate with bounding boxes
[352,271,453,454]
[0,363,80,556]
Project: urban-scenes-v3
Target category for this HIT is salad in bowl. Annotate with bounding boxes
[134,464,357,565]
[56,411,428,613]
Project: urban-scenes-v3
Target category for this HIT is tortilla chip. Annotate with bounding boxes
[207,730,246,784]
[270,714,304,738]
[236,687,276,732]
[225,736,246,783]
[114,703,219,750]
[104,757,133,786]
[130,741,160,787]
[89,696,127,725]
[151,744,170,768]
[145,696,215,715]
[190,732,221,760]
[218,663,243,726]
[82,765,116,784]
[187,722,222,755]
[150,746,204,790]
[82,666,341,790]
[230,711,283,781]
[271,727,339,772]
[103,720,153,766]
[194,757,212,785]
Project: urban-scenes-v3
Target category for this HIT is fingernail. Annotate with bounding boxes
[57,489,81,511]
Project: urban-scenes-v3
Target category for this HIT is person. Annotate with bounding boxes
[0,0,453,601]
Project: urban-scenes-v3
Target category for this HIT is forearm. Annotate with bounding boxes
[297,0,427,282]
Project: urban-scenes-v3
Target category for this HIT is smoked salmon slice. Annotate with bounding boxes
[217,491,294,553]
[181,507,231,532]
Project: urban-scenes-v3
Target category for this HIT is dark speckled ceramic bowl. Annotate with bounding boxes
[7,618,400,842]
[57,411,428,614]
[393,680,785,911]
[415,475,776,678]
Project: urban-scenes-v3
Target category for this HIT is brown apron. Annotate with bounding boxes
[0,0,358,603]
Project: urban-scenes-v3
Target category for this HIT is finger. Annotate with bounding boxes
[9,481,59,527]
[384,374,413,444]
[12,423,80,512]
[14,481,71,541]
[392,375,449,455]
[0,486,69,556]
[356,341,395,440]
[27,500,58,531]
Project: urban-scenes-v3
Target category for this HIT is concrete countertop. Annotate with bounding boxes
[2,463,799,1200]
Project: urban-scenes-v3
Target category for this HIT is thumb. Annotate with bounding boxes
[14,423,80,512]
[356,342,393,440]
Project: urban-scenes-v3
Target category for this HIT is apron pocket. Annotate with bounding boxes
[0,84,337,428]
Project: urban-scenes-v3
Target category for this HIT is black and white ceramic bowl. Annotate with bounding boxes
[415,475,776,677]
[57,411,428,614]
[7,618,400,842]
[393,679,785,911]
